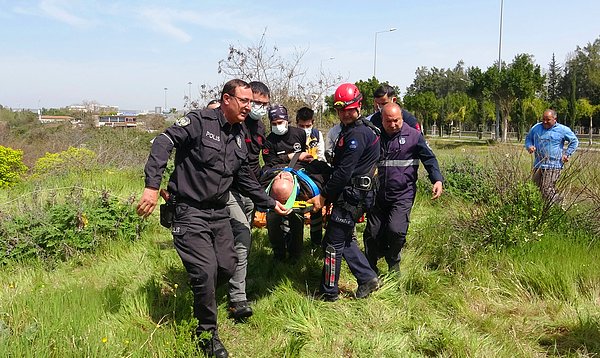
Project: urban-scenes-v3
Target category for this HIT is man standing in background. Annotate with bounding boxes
[525,109,579,204]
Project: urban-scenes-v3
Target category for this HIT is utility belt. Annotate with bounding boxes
[178,196,228,210]
[350,175,374,191]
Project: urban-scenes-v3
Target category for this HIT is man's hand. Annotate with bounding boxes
[431,181,443,200]
[527,145,536,154]
[273,201,292,215]
[298,152,314,162]
[562,154,569,163]
[136,187,159,218]
[308,194,325,212]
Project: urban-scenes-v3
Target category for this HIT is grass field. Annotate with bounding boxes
[1,142,599,357]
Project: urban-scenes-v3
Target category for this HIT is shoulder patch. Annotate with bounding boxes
[176,117,191,127]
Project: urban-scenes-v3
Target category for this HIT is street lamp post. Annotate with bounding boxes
[187,81,192,98]
[164,87,168,113]
[373,28,396,79]
[495,0,504,141]
[318,57,335,128]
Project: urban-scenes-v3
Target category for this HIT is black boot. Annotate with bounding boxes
[228,300,253,320]
[355,277,380,299]
[197,331,228,358]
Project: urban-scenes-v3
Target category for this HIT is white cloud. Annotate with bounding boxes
[38,0,88,27]
[139,7,192,43]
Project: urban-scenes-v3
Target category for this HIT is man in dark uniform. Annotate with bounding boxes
[308,83,380,302]
[364,103,443,274]
[136,79,289,358]
[226,81,269,321]
[261,104,313,262]
[368,84,421,132]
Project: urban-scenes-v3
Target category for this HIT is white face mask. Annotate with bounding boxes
[249,103,267,120]
[271,122,288,136]
[303,127,313,137]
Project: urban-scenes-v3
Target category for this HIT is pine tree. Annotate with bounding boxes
[546,53,562,106]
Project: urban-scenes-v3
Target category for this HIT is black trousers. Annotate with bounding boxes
[172,203,237,334]
[266,211,304,260]
[364,197,414,273]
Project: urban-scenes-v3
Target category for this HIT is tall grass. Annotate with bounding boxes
[1,142,599,357]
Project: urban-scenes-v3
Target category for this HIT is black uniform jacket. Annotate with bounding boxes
[241,116,266,179]
[144,108,275,209]
[322,117,380,200]
[262,126,307,172]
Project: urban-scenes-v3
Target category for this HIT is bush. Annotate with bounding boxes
[33,147,97,176]
[441,156,497,204]
[0,190,146,264]
[0,145,28,188]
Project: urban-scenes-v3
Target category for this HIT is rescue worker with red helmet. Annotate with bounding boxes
[308,83,380,301]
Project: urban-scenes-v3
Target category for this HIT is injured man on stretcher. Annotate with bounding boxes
[258,159,331,261]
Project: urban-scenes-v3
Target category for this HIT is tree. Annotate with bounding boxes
[403,91,439,134]
[546,53,562,107]
[214,29,342,118]
[484,54,544,142]
[577,98,599,145]
[561,37,600,104]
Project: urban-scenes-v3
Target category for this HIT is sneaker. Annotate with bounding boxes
[228,300,253,320]
[355,277,380,299]
[196,331,229,358]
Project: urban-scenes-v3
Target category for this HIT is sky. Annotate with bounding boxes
[1,0,599,111]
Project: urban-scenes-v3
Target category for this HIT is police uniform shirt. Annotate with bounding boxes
[144,109,275,209]
[321,118,380,200]
[262,126,307,170]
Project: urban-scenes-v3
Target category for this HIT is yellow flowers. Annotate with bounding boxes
[101,337,108,343]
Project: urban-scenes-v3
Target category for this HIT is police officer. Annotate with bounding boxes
[308,83,380,301]
[226,81,270,321]
[262,104,311,262]
[364,103,443,274]
[136,79,289,358]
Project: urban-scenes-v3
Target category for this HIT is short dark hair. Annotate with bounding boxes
[220,79,250,100]
[296,107,314,122]
[374,84,396,99]
[249,81,270,98]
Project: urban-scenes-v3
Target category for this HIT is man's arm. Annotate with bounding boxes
[525,125,536,154]
[416,135,444,185]
[563,125,579,159]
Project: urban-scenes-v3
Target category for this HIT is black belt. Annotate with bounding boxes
[179,197,227,210]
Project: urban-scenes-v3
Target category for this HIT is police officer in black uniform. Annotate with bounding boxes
[261,104,311,261]
[137,79,289,358]
[308,83,380,301]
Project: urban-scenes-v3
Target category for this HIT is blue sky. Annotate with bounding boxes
[1,0,598,111]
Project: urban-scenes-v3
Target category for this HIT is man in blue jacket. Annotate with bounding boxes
[525,109,579,204]
[364,103,443,274]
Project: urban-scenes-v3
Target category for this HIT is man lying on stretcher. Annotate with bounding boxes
[257,154,332,261]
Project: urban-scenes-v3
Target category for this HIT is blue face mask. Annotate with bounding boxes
[249,103,267,120]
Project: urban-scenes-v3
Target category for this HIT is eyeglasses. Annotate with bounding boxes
[228,94,252,107]
[333,93,363,110]
[252,100,269,108]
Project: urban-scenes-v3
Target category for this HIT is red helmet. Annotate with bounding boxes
[333,83,362,110]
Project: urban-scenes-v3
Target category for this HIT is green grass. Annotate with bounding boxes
[1,143,600,357]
